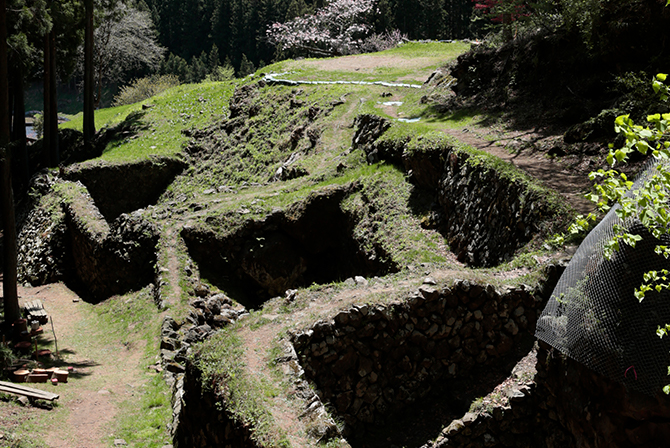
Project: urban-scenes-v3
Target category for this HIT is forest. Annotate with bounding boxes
[145,0,475,72]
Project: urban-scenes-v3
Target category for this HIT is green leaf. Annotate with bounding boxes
[657,73,668,82]
[636,141,650,154]
[615,149,626,162]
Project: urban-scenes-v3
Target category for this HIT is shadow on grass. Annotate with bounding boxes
[18,336,100,380]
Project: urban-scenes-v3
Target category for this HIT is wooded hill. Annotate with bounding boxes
[145,0,476,74]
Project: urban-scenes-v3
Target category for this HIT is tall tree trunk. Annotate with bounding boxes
[7,75,12,139]
[83,0,95,150]
[48,29,58,167]
[49,29,60,167]
[11,65,28,192]
[42,29,59,169]
[42,32,51,168]
[0,0,20,324]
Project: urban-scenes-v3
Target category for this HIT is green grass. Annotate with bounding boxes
[262,41,471,83]
[61,103,142,132]
[91,287,172,448]
[381,41,472,58]
[114,374,172,447]
[193,328,289,447]
[62,81,236,163]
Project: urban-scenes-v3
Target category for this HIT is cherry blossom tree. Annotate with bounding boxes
[267,0,375,58]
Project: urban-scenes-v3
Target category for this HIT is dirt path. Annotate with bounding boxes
[280,54,444,83]
[1,282,149,447]
[378,100,595,216]
[443,128,595,215]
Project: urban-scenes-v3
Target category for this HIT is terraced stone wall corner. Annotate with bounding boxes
[429,344,577,448]
[353,114,565,267]
[429,340,670,448]
[61,156,187,221]
[61,180,159,301]
[16,174,161,299]
[291,270,562,435]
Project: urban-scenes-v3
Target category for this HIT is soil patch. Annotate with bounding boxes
[442,127,596,216]
[286,55,439,82]
[0,282,152,447]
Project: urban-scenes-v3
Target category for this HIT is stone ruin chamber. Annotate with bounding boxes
[171,114,585,447]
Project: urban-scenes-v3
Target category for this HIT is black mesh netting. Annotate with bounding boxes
[536,159,670,396]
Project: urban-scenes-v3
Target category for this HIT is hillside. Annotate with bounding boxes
[1,41,625,447]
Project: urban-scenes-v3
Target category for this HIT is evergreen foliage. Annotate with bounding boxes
[144,0,476,71]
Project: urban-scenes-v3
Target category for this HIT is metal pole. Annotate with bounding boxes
[50,316,58,357]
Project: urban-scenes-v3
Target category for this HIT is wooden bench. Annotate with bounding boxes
[23,299,49,325]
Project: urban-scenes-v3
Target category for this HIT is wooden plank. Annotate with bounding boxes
[23,299,45,312]
[0,381,59,401]
[0,380,58,397]
[23,300,48,325]
[0,386,59,401]
[0,384,59,400]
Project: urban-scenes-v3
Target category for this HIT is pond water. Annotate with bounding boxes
[26,125,37,140]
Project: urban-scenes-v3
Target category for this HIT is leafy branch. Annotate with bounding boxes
[557,73,670,392]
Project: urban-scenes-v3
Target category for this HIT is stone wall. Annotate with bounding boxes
[436,151,550,266]
[353,114,564,267]
[61,181,159,301]
[291,266,563,434]
[17,197,69,285]
[430,345,577,448]
[61,155,187,221]
[430,342,670,448]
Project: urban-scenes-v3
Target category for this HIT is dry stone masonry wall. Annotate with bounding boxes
[172,361,259,448]
[17,175,69,285]
[60,156,187,221]
[65,199,159,301]
[17,178,159,300]
[291,269,562,434]
[430,341,670,448]
[353,114,563,267]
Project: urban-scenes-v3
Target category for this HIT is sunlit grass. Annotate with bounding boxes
[61,103,143,132]
[262,41,471,83]
[61,82,236,163]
